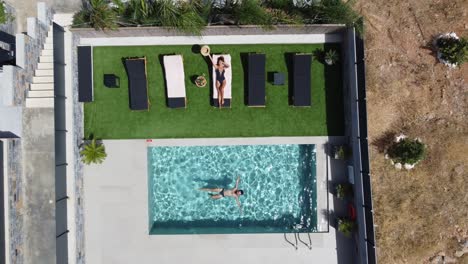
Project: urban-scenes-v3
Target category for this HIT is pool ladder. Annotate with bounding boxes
[284,233,312,250]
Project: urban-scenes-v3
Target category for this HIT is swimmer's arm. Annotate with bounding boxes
[235,196,242,211]
[235,176,241,189]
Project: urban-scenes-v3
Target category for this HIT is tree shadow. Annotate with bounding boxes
[313,48,325,64]
[371,131,395,153]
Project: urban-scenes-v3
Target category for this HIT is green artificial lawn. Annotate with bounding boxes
[85,44,344,139]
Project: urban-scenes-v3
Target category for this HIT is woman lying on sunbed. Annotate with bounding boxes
[209,55,230,107]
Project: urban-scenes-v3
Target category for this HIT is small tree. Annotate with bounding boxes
[80,138,107,165]
[388,138,425,165]
[436,34,468,66]
[338,218,355,237]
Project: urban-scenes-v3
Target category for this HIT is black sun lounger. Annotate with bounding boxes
[78,46,93,102]
[247,54,266,107]
[124,57,149,111]
[292,54,312,107]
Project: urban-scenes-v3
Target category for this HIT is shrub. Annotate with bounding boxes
[388,138,426,165]
[232,0,273,28]
[302,0,363,36]
[335,183,353,199]
[338,218,355,237]
[124,0,160,26]
[80,138,107,165]
[73,0,117,30]
[436,36,468,66]
[175,1,206,35]
[0,1,14,24]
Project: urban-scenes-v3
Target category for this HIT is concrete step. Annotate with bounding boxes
[30,83,54,90]
[41,49,53,56]
[32,76,54,83]
[25,97,54,108]
[37,62,53,70]
[28,90,54,98]
[43,43,53,50]
[35,69,54,76]
[39,56,53,63]
[45,36,53,43]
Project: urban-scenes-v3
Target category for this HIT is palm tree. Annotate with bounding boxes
[73,0,117,30]
[80,138,107,165]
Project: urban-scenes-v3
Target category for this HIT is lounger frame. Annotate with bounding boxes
[163,55,187,109]
[124,57,149,111]
[291,53,312,107]
[247,53,266,107]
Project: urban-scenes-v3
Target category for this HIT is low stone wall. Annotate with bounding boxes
[71,24,345,38]
[7,139,23,264]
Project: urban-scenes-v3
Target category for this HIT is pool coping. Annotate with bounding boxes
[83,137,345,263]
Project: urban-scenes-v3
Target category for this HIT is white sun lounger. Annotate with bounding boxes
[163,55,186,108]
[212,54,232,108]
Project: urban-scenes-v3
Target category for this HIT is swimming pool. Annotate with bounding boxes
[148,144,317,234]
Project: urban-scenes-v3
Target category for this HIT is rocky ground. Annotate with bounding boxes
[355,0,468,263]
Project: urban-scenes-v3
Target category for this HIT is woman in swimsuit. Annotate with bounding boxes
[209,55,230,107]
[199,176,243,210]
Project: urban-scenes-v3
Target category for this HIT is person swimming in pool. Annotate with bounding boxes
[199,176,244,210]
[209,55,230,107]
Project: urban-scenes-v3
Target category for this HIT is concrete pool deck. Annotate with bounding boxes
[83,137,346,264]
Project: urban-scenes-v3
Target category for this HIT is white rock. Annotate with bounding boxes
[395,134,407,142]
[404,163,415,170]
[395,163,402,170]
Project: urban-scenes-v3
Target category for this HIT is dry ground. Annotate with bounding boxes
[355,0,468,263]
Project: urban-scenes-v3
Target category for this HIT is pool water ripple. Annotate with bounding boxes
[148,144,317,234]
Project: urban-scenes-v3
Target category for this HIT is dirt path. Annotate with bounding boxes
[355,0,468,263]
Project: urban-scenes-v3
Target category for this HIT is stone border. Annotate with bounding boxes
[71,24,346,38]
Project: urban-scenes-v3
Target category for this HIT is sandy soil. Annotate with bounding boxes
[355,0,468,263]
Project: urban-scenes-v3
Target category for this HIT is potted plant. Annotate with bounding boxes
[332,145,348,160]
[335,183,353,200]
[324,49,339,65]
[80,138,107,165]
[337,218,355,237]
[434,32,468,67]
[195,74,207,87]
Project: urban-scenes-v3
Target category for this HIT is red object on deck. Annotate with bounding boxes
[348,203,356,221]
[146,139,152,142]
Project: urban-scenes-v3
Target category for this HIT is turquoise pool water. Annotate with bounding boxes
[148,144,317,234]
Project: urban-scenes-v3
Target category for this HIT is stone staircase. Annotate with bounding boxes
[25,25,54,108]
